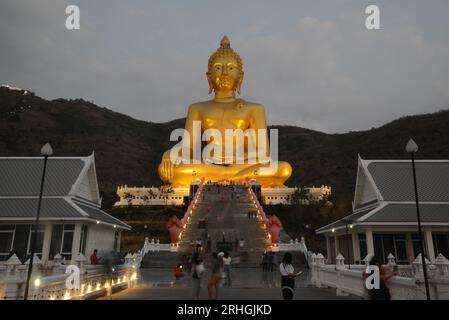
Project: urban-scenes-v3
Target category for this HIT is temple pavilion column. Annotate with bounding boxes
[71,223,82,262]
[424,227,435,262]
[325,236,331,263]
[41,224,53,264]
[406,233,415,263]
[334,235,340,257]
[352,232,361,263]
[365,227,375,257]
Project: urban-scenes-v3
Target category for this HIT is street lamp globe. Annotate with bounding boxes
[406,139,418,153]
[41,142,53,156]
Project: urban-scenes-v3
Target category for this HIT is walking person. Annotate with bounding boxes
[267,251,275,287]
[174,263,185,280]
[207,252,224,300]
[223,252,232,286]
[192,259,205,300]
[202,228,208,243]
[363,256,393,300]
[181,254,188,271]
[187,256,193,276]
[271,252,278,286]
[279,252,302,300]
[261,251,269,286]
[192,244,203,264]
[206,234,212,253]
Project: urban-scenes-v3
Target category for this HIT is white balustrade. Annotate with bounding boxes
[0,252,141,300]
[310,252,449,300]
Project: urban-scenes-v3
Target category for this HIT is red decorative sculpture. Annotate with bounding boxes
[266,215,282,245]
[166,215,184,244]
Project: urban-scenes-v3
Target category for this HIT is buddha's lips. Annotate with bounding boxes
[216,76,234,88]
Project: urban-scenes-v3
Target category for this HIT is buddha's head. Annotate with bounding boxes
[207,36,244,96]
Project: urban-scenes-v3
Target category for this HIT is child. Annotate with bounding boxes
[174,263,185,280]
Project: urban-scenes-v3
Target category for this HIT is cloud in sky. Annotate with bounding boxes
[1,0,448,133]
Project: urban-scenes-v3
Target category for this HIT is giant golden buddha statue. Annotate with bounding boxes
[158,36,292,187]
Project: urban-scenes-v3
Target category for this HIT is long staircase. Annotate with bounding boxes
[141,184,270,268]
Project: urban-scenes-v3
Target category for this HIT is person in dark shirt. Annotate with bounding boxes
[90,249,101,265]
[363,256,393,300]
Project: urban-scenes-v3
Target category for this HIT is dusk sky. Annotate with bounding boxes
[1,0,448,133]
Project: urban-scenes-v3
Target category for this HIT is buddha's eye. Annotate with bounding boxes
[229,67,233,70]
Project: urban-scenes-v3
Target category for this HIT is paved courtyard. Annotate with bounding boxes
[103,268,360,300]
[105,284,359,300]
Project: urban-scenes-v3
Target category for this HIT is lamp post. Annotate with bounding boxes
[340,218,353,269]
[406,139,430,300]
[24,143,53,300]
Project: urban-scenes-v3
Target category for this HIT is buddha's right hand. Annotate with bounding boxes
[159,158,174,182]
[159,150,176,182]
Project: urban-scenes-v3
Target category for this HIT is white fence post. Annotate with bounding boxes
[387,253,397,266]
[311,253,317,266]
[124,253,133,266]
[5,254,22,277]
[413,254,435,278]
[314,253,326,288]
[317,253,325,266]
[336,253,346,270]
[335,253,349,296]
[53,253,62,266]
[434,254,449,278]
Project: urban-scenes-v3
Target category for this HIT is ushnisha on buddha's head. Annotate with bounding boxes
[207,36,244,97]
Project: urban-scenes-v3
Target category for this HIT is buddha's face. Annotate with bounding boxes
[207,56,243,95]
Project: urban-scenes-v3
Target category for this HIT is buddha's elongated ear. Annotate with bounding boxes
[206,72,214,94]
[236,71,244,95]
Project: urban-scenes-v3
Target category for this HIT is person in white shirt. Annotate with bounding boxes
[223,252,232,286]
[279,252,301,300]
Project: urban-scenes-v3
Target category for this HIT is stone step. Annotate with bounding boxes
[140,251,184,268]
